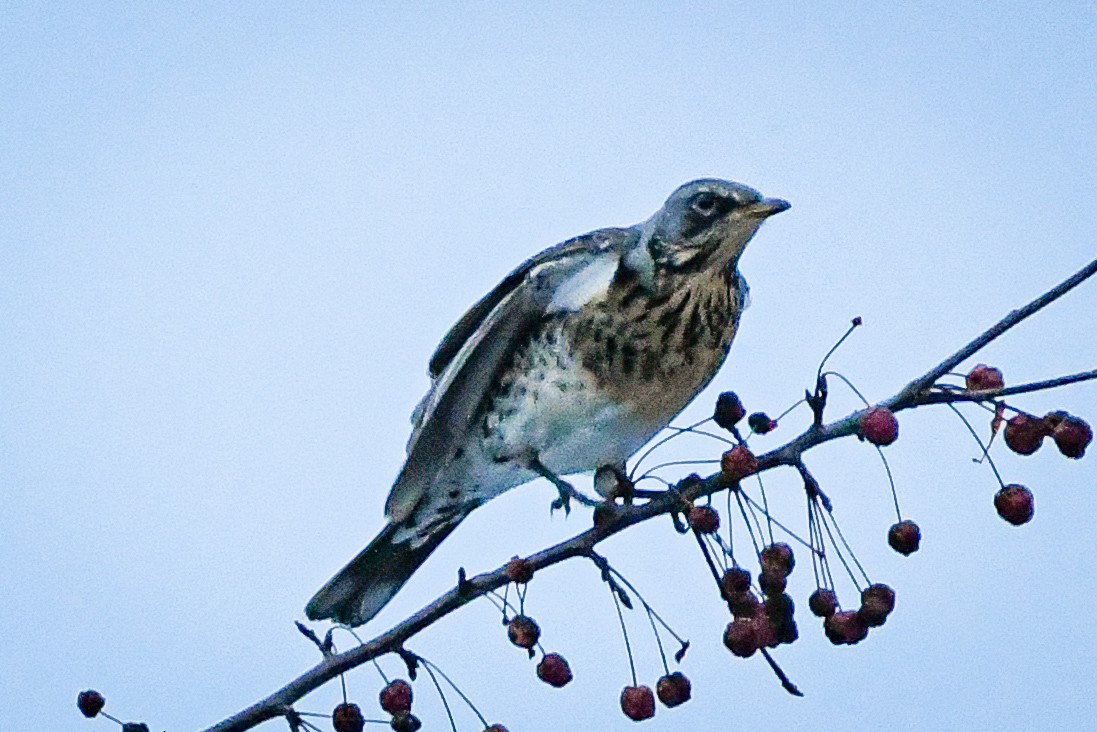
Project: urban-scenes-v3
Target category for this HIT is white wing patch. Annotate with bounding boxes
[545,255,619,314]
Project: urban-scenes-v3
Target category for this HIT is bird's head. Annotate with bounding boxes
[635,179,789,273]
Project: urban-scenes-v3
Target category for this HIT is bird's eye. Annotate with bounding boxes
[691,193,719,216]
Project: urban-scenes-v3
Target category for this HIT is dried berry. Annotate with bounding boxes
[1051,414,1092,459]
[504,556,534,584]
[720,567,751,596]
[720,445,758,482]
[995,484,1034,525]
[888,520,921,555]
[1004,414,1047,455]
[620,685,656,721]
[824,610,868,645]
[656,672,692,708]
[688,505,720,534]
[390,713,422,732]
[121,725,149,732]
[965,364,1004,391]
[333,703,365,732]
[860,407,899,446]
[379,680,413,715]
[723,617,760,658]
[748,412,777,434]
[858,583,896,627]
[536,653,573,687]
[758,570,787,597]
[714,391,746,430]
[77,690,105,719]
[759,542,795,577]
[507,615,541,650]
[726,589,761,618]
[808,588,838,618]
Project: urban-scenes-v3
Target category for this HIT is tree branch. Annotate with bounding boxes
[202,257,1097,732]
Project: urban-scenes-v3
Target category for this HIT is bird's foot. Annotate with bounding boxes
[549,478,600,515]
[529,458,599,515]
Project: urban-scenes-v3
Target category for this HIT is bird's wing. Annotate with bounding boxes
[387,226,639,522]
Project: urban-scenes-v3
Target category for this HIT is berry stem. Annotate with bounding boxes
[946,403,1007,489]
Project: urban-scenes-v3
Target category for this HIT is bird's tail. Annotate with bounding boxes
[305,513,466,627]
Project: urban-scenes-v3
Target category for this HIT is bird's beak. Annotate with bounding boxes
[747,197,791,218]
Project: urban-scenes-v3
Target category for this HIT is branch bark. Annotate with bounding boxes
[203,257,1097,732]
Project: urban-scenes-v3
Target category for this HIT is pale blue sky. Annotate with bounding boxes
[2,3,1096,731]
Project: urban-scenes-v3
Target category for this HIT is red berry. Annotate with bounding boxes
[77,690,105,718]
[484,726,509,732]
[504,556,534,584]
[1051,415,1092,459]
[620,685,656,721]
[1004,414,1047,455]
[759,543,795,577]
[507,615,541,650]
[333,703,365,732]
[995,484,1034,525]
[720,567,751,596]
[536,653,573,687]
[656,672,692,708]
[714,391,746,430]
[390,713,422,732]
[860,407,899,446]
[380,680,413,715]
[726,589,761,619]
[721,445,758,482]
[808,588,838,618]
[723,617,760,658]
[888,520,921,555]
[858,583,896,627]
[965,364,1004,391]
[824,610,868,645]
[687,505,720,534]
[758,570,787,597]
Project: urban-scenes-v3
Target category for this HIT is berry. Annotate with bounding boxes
[726,589,761,618]
[720,567,751,596]
[860,407,899,446]
[507,615,541,650]
[714,391,745,430]
[888,520,921,555]
[995,484,1034,525]
[77,690,105,718]
[1004,414,1047,455]
[723,617,760,658]
[121,725,150,732]
[504,556,534,584]
[720,445,758,482]
[808,588,838,618]
[758,570,787,597]
[858,583,896,627]
[620,685,656,721]
[333,703,365,732]
[485,726,509,732]
[965,364,1004,391]
[379,680,413,715]
[390,713,422,732]
[536,653,573,688]
[759,543,795,577]
[824,610,868,645]
[656,672,692,708]
[748,412,777,434]
[1051,414,1092,459]
[688,505,720,534]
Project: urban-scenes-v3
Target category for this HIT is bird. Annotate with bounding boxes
[306,178,789,626]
